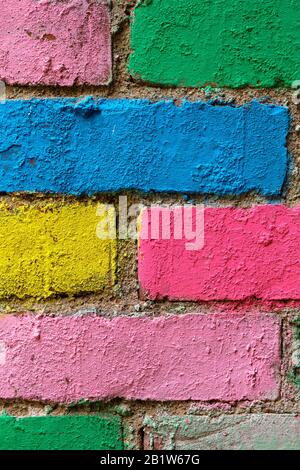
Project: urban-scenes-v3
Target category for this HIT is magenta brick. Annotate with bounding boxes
[0,0,111,86]
[139,205,300,301]
[0,314,280,402]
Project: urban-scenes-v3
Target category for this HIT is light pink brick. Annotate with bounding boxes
[0,0,111,86]
[0,314,280,402]
[139,205,300,301]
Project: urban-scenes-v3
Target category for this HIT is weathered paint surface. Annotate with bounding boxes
[0,98,288,196]
[0,314,280,402]
[0,0,111,86]
[139,205,300,301]
[0,414,123,450]
[143,415,300,450]
[0,202,116,299]
[129,0,300,88]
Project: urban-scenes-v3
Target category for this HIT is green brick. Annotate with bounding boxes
[0,415,123,450]
[144,415,300,450]
[129,0,300,88]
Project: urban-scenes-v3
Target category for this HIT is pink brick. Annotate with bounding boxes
[0,0,111,86]
[0,314,280,402]
[139,205,300,301]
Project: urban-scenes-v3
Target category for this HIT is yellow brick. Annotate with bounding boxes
[0,202,116,299]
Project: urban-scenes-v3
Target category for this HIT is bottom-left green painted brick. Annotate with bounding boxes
[0,414,123,450]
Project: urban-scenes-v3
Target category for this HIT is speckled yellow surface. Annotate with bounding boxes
[0,202,116,299]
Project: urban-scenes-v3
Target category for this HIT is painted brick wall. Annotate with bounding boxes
[0,0,298,451]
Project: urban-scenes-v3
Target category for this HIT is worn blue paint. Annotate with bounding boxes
[0,98,288,195]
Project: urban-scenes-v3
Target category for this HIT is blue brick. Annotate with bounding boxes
[0,98,288,195]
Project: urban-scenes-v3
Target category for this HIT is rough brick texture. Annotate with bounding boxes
[0,202,116,299]
[129,0,300,88]
[0,314,280,403]
[0,0,111,86]
[0,414,123,450]
[0,0,297,452]
[144,415,300,450]
[139,205,300,301]
[0,99,288,196]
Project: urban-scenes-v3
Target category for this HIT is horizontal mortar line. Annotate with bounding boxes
[0,192,284,207]
[0,398,294,410]
[0,304,298,318]
[4,86,295,101]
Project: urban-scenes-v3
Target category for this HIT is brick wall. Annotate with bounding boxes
[0,0,299,450]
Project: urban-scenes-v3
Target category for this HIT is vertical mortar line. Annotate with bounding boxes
[138,424,145,450]
[291,315,300,392]
[281,99,293,201]
[280,314,284,400]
